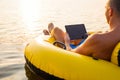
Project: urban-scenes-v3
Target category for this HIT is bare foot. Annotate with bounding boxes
[43,29,49,35]
[48,23,54,33]
[43,23,54,35]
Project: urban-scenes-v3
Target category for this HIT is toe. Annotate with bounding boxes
[43,29,49,35]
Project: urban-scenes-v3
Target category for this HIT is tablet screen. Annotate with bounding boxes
[65,24,88,40]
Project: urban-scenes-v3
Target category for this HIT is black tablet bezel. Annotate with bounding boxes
[65,24,88,40]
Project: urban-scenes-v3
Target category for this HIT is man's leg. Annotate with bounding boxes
[51,27,65,43]
[43,23,65,42]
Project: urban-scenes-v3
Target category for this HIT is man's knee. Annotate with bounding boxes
[53,27,63,33]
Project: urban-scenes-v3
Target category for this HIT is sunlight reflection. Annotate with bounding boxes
[20,0,43,30]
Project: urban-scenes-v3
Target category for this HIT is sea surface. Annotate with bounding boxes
[0,0,108,80]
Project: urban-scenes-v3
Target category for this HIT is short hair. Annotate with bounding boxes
[109,0,120,15]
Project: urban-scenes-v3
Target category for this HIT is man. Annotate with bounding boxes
[43,0,120,61]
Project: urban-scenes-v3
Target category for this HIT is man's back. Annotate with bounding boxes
[74,28,120,61]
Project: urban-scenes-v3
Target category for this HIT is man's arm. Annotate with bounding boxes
[71,34,100,56]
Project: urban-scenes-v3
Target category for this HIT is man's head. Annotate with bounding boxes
[109,0,120,15]
[105,0,120,24]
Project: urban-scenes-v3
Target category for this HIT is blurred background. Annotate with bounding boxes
[0,0,108,80]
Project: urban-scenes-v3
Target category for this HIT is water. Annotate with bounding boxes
[0,0,108,80]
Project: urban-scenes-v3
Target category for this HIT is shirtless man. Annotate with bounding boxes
[43,0,120,61]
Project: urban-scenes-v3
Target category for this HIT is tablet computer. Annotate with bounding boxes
[65,24,88,40]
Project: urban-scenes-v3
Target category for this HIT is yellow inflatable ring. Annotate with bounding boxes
[24,35,120,80]
[111,42,120,65]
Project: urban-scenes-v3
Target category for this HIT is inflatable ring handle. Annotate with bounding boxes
[53,41,66,50]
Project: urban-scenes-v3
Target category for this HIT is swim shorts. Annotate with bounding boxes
[70,39,85,49]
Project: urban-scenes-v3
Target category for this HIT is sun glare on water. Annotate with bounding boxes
[20,0,43,30]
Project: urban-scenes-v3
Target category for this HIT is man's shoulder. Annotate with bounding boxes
[83,32,111,47]
[88,32,114,46]
[87,33,102,42]
[89,32,109,40]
